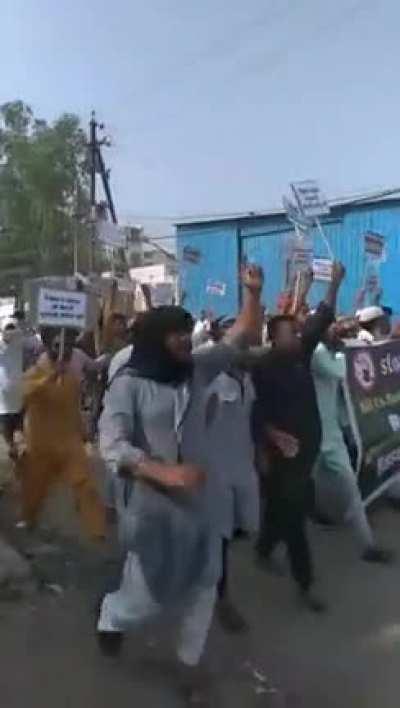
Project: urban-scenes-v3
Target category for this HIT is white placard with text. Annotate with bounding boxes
[38,288,87,329]
[291,180,330,218]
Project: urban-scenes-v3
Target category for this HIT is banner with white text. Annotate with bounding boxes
[346,340,400,499]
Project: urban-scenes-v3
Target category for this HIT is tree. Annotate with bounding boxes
[0,101,93,291]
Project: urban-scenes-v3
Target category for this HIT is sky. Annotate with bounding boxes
[2,0,400,239]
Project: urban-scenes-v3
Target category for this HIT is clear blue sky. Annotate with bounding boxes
[2,0,399,235]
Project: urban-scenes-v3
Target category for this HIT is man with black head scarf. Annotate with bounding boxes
[97,266,263,706]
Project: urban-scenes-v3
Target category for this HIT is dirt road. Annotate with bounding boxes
[0,465,400,707]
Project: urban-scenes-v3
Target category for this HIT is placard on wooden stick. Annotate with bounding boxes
[37,288,87,330]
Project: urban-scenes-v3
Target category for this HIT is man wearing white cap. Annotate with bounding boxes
[357,306,390,342]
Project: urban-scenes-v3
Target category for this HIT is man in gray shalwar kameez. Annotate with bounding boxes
[97,266,263,705]
[202,363,259,633]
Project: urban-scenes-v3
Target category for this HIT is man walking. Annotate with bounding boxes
[252,262,345,612]
[312,326,392,564]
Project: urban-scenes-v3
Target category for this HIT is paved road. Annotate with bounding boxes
[1,465,400,707]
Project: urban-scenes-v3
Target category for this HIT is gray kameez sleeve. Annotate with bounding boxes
[99,374,146,472]
[192,337,245,385]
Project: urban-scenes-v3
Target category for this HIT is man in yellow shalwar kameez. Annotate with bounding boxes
[19,330,106,540]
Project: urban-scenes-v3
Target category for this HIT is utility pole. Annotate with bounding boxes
[88,112,97,273]
[73,180,80,275]
[73,212,79,276]
[87,112,117,274]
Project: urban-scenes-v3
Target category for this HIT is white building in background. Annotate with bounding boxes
[129,262,177,306]
[129,263,175,285]
[0,296,16,329]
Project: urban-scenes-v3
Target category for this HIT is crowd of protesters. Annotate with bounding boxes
[0,264,399,706]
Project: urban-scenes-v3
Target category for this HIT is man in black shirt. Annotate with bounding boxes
[252,262,345,612]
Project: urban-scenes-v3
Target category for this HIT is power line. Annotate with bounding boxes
[144,235,176,242]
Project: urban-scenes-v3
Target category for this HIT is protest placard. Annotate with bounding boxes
[313,258,333,282]
[37,288,87,330]
[364,231,385,259]
[206,280,226,296]
[182,246,202,264]
[290,180,330,219]
[289,180,333,261]
[345,340,400,502]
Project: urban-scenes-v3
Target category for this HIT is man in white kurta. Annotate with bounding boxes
[0,319,24,455]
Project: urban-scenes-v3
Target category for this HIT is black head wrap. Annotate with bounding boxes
[128,306,194,385]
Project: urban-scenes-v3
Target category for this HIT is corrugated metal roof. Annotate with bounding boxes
[176,187,400,228]
[178,194,400,316]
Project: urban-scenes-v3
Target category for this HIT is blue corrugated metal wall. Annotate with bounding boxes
[177,199,400,316]
[241,215,358,313]
[178,224,239,316]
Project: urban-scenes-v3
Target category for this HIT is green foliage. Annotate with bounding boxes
[0,100,93,290]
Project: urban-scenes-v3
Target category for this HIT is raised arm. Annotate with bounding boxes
[193,265,263,382]
[324,261,346,311]
[302,261,345,362]
[289,268,313,316]
[225,264,264,346]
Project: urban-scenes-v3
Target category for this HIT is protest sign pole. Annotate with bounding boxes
[291,270,302,314]
[315,217,334,260]
[289,180,334,261]
[59,327,65,363]
[56,327,66,385]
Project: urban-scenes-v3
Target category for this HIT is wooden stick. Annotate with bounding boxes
[59,327,65,362]
[291,270,302,314]
[315,217,334,260]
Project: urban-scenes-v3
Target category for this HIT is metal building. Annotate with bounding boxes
[177,190,400,317]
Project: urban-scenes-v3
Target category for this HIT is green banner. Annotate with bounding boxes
[346,340,400,499]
